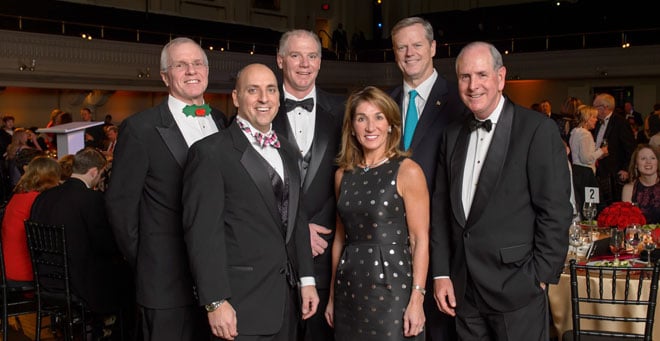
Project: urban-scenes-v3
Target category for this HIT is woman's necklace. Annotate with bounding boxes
[362,156,389,172]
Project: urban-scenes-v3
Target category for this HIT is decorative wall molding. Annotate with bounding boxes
[1,29,659,94]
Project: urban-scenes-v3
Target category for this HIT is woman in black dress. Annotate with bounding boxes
[325,86,429,340]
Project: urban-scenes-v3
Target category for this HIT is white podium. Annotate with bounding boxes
[37,121,105,158]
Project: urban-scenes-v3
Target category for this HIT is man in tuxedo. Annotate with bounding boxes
[182,63,318,340]
[431,41,572,340]
[593,93,636,208]
[30,148,134,338]
[81,107,105,149]
[272,29,344,341]
[389,16,468,340]
[105,37,226,341]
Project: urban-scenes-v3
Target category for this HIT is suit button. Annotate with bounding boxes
[463,232,470,239]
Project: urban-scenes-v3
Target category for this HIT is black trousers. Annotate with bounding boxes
[456,280,549,341]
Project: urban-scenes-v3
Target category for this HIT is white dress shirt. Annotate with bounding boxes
[462,95,505,217]
[283,86,316,156]
[402,69,438,131]
[168,96,219,147]
[595,113,612,148]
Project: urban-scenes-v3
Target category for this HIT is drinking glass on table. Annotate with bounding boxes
[609,228,626,262]
[568,221,582,256]
[582,202,597,226]
[642,230,656,266]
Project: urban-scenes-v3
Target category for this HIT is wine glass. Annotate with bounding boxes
[642,230,656,266]
[568,221,582,256]
[582,202,597,226]
[609,228,626,263]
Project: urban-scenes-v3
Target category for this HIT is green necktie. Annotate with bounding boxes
[403,90,418,150]
[182,103,211,117]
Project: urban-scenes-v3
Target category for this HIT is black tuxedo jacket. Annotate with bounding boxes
[593,113,635,177]
[431,98,572,312]
[105,100,226,309]
[390,75,468,193]
[30,178,126,313]
[271,88,344,289]
[182,122,314,336]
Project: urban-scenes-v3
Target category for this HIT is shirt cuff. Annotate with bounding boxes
[433,275,450,279]
[300,276,316,287]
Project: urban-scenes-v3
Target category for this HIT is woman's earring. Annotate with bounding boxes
[388,126,392,133]
[351,131,355,136]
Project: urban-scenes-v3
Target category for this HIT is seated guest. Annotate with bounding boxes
[622,144,660,223]
[1,156,61,284]
[58,154,75,181]
[29,147,135,338]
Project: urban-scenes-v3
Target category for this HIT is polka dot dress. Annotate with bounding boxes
[334,157,423,340]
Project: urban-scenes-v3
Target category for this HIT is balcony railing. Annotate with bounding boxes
[1,13,659,63]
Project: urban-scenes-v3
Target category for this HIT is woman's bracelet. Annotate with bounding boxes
[412,284,426,295]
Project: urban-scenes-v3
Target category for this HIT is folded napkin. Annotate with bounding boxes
[588,253,637,261]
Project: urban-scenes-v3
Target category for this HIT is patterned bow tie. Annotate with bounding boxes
[237,120,280,149]
[182,103,211,117]
[284,98,314,112]
[468,116,493,132]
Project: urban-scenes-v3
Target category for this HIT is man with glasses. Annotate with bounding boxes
[592,93,635,208]
[106,37,226,341]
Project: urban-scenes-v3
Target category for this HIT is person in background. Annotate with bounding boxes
[570,105,608,214]
[104,114,113,127]
[331,23,348,60]
[325,86,428,340]
[182,63,318,341]
[55,111,73,125]
[1,156,61,284]
[2,116,15,137]
[58,154,75,181]
[560,96,583,134]
[622,144,660,223]
[592,93,636,208]
[4,128,43,189]
[105,37,226,341]
[102,125,118,159]
[272,28,345,341]
[624,101,644,130]
[540,99,571,142]
[389,16,468,340]
[30,147,135,340]
[432,41,572,340]
[81,107,105,149]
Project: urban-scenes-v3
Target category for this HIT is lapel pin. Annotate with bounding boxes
[436,100,442,106]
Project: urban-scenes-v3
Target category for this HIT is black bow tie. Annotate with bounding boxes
[468,117,493,132]
[284,98,314,112]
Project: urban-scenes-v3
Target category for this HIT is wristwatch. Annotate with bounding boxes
[204,299,226,312]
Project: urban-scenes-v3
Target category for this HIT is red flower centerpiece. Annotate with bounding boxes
[596,201,646,230]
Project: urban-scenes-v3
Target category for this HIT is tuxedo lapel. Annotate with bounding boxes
[279,146,301,243]
[450,122,470,227]
[409,80,448,151]
[303,104,331,191]
[467,100,513,226]
[231,125,282,226]
[155,103,188,168]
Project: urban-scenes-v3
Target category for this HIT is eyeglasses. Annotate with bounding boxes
[167,61,208,71]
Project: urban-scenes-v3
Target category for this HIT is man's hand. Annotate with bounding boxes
[208,301,238,340]
[309,223,332,257]
[301,285,320,320]
[434,278,457,317]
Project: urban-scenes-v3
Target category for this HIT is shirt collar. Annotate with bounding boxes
[235,115,274,137]
[403,69,438,102]
[167,95,207,118]
[283,85,316,103]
